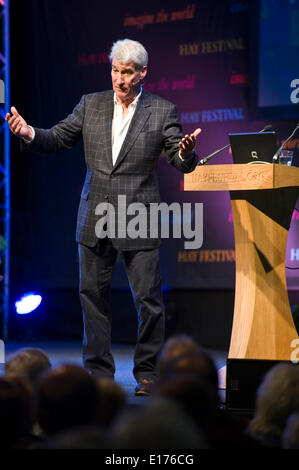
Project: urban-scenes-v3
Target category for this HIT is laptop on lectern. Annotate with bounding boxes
[229,132,278,164]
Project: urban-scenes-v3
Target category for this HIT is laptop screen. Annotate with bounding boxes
[229,132,278,164]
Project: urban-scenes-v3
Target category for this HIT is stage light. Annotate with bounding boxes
[15,292,43,315]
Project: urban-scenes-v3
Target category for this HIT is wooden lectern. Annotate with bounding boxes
[184,164,299,411]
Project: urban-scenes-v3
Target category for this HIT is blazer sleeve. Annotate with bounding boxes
[20,95,85,154]
[162,103,198,174]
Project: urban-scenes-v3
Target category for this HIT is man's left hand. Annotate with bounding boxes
[179,128,201,159]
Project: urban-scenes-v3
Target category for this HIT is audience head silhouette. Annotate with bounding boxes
[0,374,34,449]
[37,364,101,436]
[5,347,51,388]
[248,363,299,448]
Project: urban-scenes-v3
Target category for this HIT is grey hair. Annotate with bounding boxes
[282,412,299,449]
[248,363,299,441]
[109,39,148,69]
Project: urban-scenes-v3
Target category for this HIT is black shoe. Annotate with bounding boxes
[135,378,155,396]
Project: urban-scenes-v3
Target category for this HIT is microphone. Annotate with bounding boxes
[199,143,231,165]
[260,124,273,132]
[199,124,272,165]
[272,122,299,163]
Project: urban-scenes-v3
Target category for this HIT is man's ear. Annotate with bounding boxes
[140,65,148,81]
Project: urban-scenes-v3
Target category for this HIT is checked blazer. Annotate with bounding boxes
[22,89,198,250]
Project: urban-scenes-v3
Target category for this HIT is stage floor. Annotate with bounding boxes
[0,341,227,404]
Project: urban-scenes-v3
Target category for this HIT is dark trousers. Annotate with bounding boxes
[78,238,165,381]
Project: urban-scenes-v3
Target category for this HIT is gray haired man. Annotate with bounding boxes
[6,39,201,395]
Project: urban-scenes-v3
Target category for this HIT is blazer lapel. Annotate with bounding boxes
[102,92,114,171]
[111,91,152,173]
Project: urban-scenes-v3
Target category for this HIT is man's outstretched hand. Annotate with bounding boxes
[5,107,33,141]
[178,128,201,159]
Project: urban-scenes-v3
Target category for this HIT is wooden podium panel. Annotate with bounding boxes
[184,163,299,192]
[184,164,299,363]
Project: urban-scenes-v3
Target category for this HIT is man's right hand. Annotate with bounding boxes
[5,107,33,141]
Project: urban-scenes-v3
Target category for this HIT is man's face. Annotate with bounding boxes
[111,59,147,103]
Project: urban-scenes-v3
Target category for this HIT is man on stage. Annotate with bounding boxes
[6,39,201,395]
